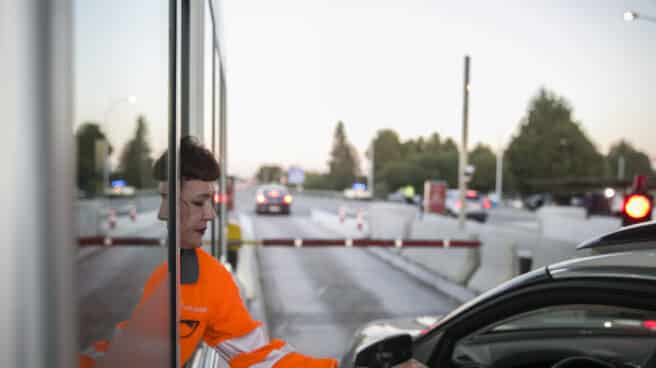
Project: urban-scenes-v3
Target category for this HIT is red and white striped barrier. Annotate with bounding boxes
[78,237,480,249]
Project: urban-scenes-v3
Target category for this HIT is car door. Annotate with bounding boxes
[421,278,656,368]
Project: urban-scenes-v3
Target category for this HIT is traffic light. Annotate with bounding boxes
[621,175,653,226]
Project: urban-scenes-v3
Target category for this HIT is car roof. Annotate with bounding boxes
[548,250,656,282]
[547,221,656,281]
[576,220,656,254]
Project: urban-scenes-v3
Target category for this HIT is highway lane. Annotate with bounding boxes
[237,189,460,359]
[77,218,167,348]
[75,188,538,350]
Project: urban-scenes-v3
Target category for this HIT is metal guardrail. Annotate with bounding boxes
[77,237,481,249]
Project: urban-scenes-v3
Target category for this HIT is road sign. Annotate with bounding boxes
[287,166,305,185]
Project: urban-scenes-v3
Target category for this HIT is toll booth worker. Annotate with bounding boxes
[402,185,415,204]
[80,137,337,368]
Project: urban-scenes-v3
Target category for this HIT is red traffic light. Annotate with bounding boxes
[623,194,652,220]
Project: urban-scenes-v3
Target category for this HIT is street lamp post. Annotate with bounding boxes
[102,96,136,190]
[624,11,656,24]
[458,55,471,230]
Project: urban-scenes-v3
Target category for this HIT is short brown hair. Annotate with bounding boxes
[152,136,220,182]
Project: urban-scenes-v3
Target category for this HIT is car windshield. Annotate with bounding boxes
[486,305,656,333]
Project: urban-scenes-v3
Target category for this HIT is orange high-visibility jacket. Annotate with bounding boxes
[80,247,338,368]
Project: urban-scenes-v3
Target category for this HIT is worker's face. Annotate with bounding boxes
[158,180,217,249]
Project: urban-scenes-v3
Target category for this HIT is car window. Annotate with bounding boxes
[450,304,656,368]
[484,304,656,333]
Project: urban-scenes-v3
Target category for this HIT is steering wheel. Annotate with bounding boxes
[551,356,618,368]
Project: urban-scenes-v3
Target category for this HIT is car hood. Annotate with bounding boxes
[340,315,442,368]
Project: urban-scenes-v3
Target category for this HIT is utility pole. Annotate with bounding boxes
[618,155,625,181]
[219,66,228,263]
[458,55,471,230]
[368,140,375,196]
[495,147,503,203]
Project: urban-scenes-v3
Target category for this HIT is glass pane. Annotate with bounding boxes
[74,1,171,366]
[488,304,656,333]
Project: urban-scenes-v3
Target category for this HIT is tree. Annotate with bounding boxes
[327,121,360,190]
[400,138,424,160]
[303,171,335,190]
[379,160,427,195]
[256,165,283,183]
[75,122,112,196]
[468,144,497,192]
[606,140,654,180]
[372,129,402,174]
[505,88,605,193]
[118,115,156,189]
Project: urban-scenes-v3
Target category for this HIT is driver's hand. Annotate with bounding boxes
[394,359,428,368]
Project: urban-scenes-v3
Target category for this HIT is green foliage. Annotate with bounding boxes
[256,165,283,183]
[75,122,112,196]
[303,171,336,190]
[411,149,459,188]
[505,88,604,193]
[606,140,654,180]
[117,116,156,189]
[374,134,461,196]
[327,121,360,190]
[379,160,426,195]
[372,129,402,174]
[468,144,497,192]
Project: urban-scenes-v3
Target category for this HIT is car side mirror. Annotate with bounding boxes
[354,333,412,368]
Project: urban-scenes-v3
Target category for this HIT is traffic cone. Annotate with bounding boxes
[108,208,117,230]
[356,208,364,231]
[129,206,137,222]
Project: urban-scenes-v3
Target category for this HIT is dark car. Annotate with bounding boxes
[444,189,489,222]
[341,221,656,368]
[255,184,292,215]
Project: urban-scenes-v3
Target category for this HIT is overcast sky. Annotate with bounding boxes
[76,0,656,178]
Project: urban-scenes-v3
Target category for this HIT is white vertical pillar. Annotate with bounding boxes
[0,1,76,367]
[188,1,205,140]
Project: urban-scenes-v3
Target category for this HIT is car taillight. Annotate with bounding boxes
[466,190,478,199]
[256,194,266,204]
[624,194,651,219]
[214,193,230,204]
[454,200,461,210]
[643,320,656,330]
[483,198,492,209]
[283,194,293,204]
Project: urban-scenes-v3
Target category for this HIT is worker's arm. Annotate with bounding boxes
[204,266,338,368]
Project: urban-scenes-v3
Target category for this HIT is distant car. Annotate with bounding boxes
[344,183,372,200]
[255,184,292,215]
[387,190,421,206]
[524,193,552,210]
[444,189,488,222]
[341,221,656,368]
[104,185,136,198]
[344,188,372,200]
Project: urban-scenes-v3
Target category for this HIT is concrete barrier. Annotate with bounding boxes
[310,209,370,238]
[466,239,518,293]
[76,201,103,237]
[236,213,270,338]
[408,215,480,285]
[368,203,419,239]
[537,206,621,244]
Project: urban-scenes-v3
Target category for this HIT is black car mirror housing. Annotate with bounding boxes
[354,333,413,368]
